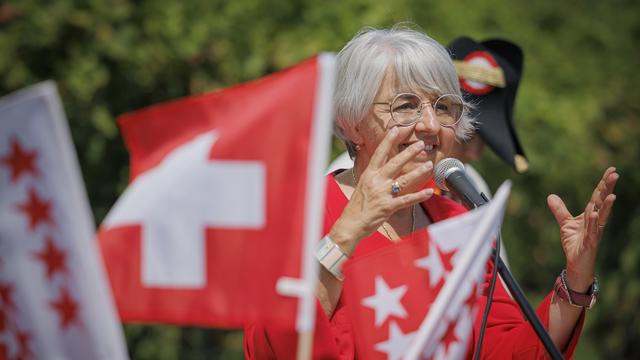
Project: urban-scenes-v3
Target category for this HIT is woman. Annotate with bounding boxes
[245,25,618,359]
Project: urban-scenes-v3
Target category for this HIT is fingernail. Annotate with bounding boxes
[424,161,433,171]
[390,127,399,136]
[413,141,424,149]
[423,188,434,196]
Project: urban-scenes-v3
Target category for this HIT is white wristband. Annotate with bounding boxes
[316,235,348,281]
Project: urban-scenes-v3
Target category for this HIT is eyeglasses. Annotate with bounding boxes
[373,93,465,128]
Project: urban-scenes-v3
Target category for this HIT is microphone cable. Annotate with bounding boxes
[473,230,502,360]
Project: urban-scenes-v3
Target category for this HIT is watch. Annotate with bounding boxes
[315,235,349,281]
[553,269,599,309]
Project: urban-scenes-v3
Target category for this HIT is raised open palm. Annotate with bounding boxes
[547,167,619,290]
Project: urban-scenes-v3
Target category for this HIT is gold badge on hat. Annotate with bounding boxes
[454,51,506,95]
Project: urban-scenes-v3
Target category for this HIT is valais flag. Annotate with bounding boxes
[0,82,127,359]
[343,182,511,360]
[98,55,335,331]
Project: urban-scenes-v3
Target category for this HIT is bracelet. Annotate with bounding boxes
[553,269,599,309]
[316,235,349,281]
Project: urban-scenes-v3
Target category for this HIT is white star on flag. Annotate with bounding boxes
[361,276,408,327]
[414,241,445,287]
[374,321,416,360]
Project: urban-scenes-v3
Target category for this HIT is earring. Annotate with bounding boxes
[354,144,361,152]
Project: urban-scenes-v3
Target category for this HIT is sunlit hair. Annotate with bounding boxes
[334,24,475,157]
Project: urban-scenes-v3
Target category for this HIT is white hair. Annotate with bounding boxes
[334,25,475,156]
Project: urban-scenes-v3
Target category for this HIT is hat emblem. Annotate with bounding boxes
[454,51,506,96]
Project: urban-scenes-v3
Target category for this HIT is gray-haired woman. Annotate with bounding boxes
[245,25,618,359]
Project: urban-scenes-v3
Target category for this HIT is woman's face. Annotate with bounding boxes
[354,68,457,180]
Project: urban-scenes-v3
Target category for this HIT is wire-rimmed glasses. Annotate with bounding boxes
[373,93,465,128]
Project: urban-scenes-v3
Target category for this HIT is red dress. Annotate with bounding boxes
[245,175,584,359]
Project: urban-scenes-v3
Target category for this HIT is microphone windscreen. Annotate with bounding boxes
[434,158,465,191]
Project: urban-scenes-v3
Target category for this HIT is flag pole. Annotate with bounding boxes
[296,331,314,360]
[295,53,336,359]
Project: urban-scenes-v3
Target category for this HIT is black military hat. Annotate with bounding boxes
[448,37,528,173]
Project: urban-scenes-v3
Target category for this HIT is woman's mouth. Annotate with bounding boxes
[401,142,438,154]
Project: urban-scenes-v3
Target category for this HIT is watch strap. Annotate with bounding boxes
[554,269,599,309]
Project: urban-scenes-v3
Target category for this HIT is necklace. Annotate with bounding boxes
[350,168,415,240]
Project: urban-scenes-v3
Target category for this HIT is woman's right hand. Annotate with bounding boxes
[329,127,435,254]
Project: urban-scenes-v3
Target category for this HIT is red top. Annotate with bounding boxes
[245,174,584,359]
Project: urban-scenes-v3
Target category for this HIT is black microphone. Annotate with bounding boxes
[434,158,488,209]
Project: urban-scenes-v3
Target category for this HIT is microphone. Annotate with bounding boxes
[434,158,488,209]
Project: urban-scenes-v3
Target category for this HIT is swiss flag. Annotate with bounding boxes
[98,55,335,330]
[342,183,511,360]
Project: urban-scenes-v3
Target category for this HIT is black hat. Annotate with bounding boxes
[448,37,528,173]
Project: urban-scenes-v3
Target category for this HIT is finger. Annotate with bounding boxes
[590,167,619,208]
[603,170,620,197]
[393,160,433,192]
[547,194,573,225]
[379,140,425,178]
[585,209,599,246]
[596,194,617,229]
[369,127,400,170]
[390,188,435,211]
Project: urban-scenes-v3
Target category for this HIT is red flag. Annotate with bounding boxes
[342,183,511,359]
[0,82,127,359]
[98,55,335,330]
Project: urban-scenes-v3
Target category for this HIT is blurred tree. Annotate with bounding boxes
[0,0,637,358]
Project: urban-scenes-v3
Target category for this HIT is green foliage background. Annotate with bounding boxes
[1,0,638,358]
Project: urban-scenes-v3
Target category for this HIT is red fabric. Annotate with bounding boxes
[244,174,585,359]
[471,260,584,359]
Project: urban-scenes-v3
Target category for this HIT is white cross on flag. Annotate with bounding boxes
[342,182,511,360]
[98,54,335,330]
[0,82,127,359]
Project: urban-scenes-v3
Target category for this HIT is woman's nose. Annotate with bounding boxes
[415,105,440,133]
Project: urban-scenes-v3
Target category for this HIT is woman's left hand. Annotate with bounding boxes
[546,167,619,291]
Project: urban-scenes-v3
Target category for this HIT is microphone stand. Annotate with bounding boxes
[473,192,563,360]
[492,235,564,360]
[440,165,565,359]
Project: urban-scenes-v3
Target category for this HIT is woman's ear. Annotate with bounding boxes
[337,117,364,148]
[350,122,364,145]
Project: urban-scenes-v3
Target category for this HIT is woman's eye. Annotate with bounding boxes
[435,103,449,112]
[393,102,417,112]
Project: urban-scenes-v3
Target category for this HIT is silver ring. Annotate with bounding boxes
[391,181,401,195]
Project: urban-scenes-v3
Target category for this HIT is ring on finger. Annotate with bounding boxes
[391,180,401,195]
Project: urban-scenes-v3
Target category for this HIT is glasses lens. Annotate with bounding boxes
[391,94,422,125]
[434,94,464,126]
